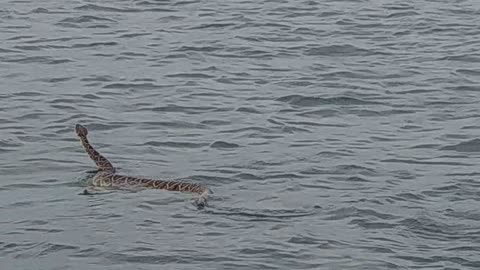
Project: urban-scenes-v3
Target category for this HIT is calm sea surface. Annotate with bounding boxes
[2,0,480,269]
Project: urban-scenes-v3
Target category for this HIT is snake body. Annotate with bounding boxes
[75,124,209,207]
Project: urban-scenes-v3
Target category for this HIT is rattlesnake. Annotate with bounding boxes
[75,124,209,208]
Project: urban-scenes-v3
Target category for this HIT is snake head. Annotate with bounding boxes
[75,124,88,137]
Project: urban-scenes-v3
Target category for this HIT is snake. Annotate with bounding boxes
[75,124,209,208]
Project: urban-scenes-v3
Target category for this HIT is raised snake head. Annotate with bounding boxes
[75,124,88,137]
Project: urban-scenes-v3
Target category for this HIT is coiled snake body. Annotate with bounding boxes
[75,124,209,208]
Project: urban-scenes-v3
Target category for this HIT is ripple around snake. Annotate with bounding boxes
[2,0,480,269]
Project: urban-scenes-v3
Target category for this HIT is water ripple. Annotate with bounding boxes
[2,0,480,269]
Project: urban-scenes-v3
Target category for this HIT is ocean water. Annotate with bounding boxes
[1,0,480,269]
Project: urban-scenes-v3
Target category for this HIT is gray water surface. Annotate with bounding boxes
[2,0,480,269]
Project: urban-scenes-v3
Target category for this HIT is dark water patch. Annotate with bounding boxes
[456,68,480,76]
[74,4,139,13]
[117,32,151,38]
[106,252,223,264]
[27,243,77,258]
[399,216,469,241]
[28,8,61,14]
[190,23,236,30]
[6,35,35,41]
[384,192,426,203]
[425,183,461,196]
[330,176,371,183]
[72,42,117,48]
[382,159,471,166]
[96,90,131,96]
[11,91,45,97]
[349,219,397,229]
[120,52,148,57]
[441,139,480,152]
[410,144,440,149]
[268,173,305,180]
[443,209,480,222]
[22,36,89,44]
[1,55,73,64]
[298,109,340,117]
[304,44,387,57]
[462,125,480,130]
[103,82,162,90]
[438,54,480,63]
[286,120,350,128]
[70,247,103,258]
[348,109,416,117]
[0,46,23,53]
[81,75,115,82]
[200,119,230,126]
[59,15,116,24]
[165,73,215,79]
[210,141,239,149]
[236,107,261,114]
[13,45,42,51]
[287,235,321,245]
[91,53,115,57]
[445,172,480,177]
[316,151,354,157]
[75,4,174,13]
[0,139,23,148]
[176,45,222,52]
[33,77,74,83]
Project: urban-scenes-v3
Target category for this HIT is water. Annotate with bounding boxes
[1,0,480,269]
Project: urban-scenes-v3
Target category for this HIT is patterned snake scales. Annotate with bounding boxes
[75,124,209,208]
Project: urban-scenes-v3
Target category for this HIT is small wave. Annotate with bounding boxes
[74,4,174,13]
[143,141,208,149]
[304,44,385,57]
[150,105,217,114]
[206,207,318,221]
[190,23,236,30]
[165,73,215,79]
[1,56,73,65]
[325,206,399,221]
[276,94,379,107]
[103,82,161,90]
[382,159,471,166]
[176,45,221,52]
[74,4,138,12]
[219,127,272,134]
[29,8,50,14]
[117,32,151,38]
[72,42,117,48]
[140,121,207,129]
